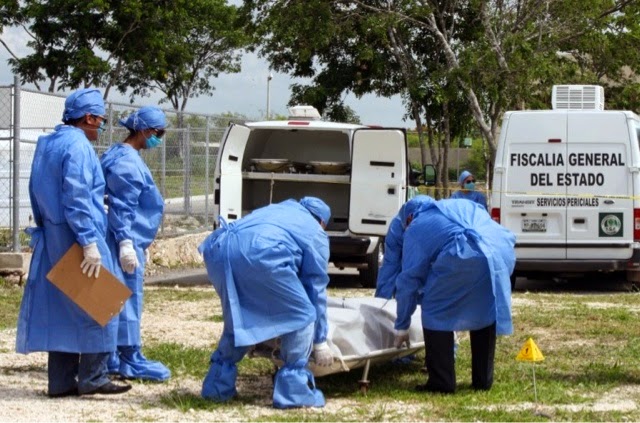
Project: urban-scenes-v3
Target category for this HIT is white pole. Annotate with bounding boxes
[266,72,273,120]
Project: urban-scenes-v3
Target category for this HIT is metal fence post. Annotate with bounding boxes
[160,129,166,236]
[184,125,191,216]
[12,76,21,252]
[205,117,210,225]
[108,102,114,146]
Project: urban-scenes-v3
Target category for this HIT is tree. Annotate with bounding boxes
[120,0,249,116]
[4,0,116,92]
[243,0,640,190]
[2,0,250,116]
[242,0,475,195]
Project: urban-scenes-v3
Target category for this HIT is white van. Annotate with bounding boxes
[490,85,640,285]
[213,106,411,287]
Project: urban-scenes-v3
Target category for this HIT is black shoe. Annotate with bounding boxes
[415,383,454,394]
[83,381,132,395]
[48,388,79,398]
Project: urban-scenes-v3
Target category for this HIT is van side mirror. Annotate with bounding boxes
[423,164,436,186]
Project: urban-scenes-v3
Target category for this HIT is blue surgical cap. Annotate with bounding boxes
[458,170,472,186]
[62,88,105,122]
[300,196,331,224]
[119,106,167,131]
[399,195,433,228]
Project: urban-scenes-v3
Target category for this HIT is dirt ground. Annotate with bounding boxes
[3,232,640,421]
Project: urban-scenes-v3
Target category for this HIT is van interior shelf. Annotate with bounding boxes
[242,171,350,184]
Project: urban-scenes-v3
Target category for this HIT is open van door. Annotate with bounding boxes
[349,128,406,235]
[217,124,250,222]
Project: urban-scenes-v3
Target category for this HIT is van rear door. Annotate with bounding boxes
[502,112,568,259]
[217,124,250,222]
[565,112,633,260]
[349,128,406,236]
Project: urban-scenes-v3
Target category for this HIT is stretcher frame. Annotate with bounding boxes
[250,342,425,394]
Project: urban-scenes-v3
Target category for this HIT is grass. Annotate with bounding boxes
[0,277,22,329]
[150,288,640,420]
[157,175,208,199]
[145,286,215,305]
[5,284,640,420]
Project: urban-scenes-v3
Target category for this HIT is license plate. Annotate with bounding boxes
[522,218,547,233]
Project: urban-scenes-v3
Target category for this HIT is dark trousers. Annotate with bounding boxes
[423,322,496,393]
[48,352,110,395]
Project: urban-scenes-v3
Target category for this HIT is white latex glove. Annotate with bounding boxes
[394,329,410,349]
[313,342,333,367]
[80,242,102,278]
[144,248,150,264]
[119,239,139,274]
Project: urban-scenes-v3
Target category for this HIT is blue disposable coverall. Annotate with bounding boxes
[101,142,169,381]
[395,198,515,392]
[450,189,488,211]
[16,125,119,394]
[451,170,488,210]
[375,195,431,299]
[395,197,515,335]
[199,199,330,408]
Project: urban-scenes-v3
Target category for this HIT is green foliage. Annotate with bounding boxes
[243,0,640,190]
[120,0,250,112]
[459,139,489,181]
[8,0,114,91]
[5,0,250,116]
[406,132,421,148]
[0,229,31,251]
[210,111,250,127]
[0,282,22,330]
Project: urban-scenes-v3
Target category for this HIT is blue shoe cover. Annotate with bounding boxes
[201,351,238,401]
[118,346,171,382]
[273,359,325,409]
[392,354,416,365]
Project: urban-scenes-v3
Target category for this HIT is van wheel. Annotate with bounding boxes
[360,244,381,289]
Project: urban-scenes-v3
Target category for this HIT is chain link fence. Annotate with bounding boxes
[0,79,228,252]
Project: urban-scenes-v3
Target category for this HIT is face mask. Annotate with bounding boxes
[145,134,162,149]
[464,182,475,191]
[97,120,106,136]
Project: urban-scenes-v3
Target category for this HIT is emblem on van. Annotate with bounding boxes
[599,213,623,237]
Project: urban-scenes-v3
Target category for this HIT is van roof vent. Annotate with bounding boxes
[288,105,322,120]
[552,85,604,110]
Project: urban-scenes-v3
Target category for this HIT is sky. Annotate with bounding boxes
[0,26,412,128]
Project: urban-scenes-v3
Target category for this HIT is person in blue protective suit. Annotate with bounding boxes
[101,106,170,382]
[450,170,488,211]
[375,195,432,299]
[199,197,333,409]
[15,88,132,397]
[393,196,515,393]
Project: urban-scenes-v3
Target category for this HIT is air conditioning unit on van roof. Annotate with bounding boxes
[288,105,321,120]
[552,85,604,110]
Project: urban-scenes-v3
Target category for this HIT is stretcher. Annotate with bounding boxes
[250,296,425,393]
